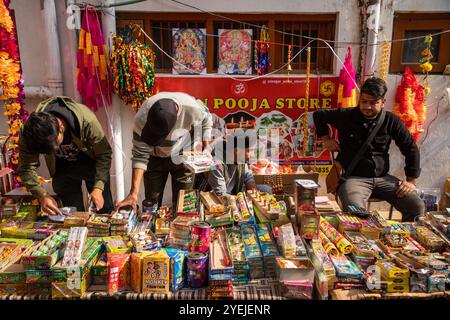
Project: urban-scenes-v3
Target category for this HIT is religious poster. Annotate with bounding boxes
[172,28,207,75]
[218,29,252,75]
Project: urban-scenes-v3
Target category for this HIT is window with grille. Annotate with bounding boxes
[390,13,450,74]
[116,13,336,74]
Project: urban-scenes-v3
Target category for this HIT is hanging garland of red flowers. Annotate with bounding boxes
[0,0,28,175]
[393,67,426,142]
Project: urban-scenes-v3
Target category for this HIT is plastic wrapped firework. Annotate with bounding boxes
[319,217,353,255]
[236,193,250,220]
[318,231,339,256]
[228,196,241,222]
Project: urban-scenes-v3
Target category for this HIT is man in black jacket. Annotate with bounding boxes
[313,77,425,221]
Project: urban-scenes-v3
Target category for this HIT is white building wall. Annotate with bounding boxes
[4,0,450,205]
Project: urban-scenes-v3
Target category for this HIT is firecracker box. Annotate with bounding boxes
[385,282,409,293]
[21,230,68,270]
[164,248,187,293]
[130,251,154,293]
[141,250,170,294]
[0,263,26,285]
[298,212,320,240]
[107,253,131,294]
[0,283,28,295]
[359,219,381,240]
[27,283,51,296]
[275,257,315,283]
[253,172,319,196]
[376,260,410,281]
[51,238,103,299]
[294,179,319,214]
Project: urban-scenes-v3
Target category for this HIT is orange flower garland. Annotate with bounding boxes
[0,0,28,176]
[393,67,426,142]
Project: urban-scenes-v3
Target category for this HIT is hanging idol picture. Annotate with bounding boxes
[172,28,207,75]
[218,29,253,75]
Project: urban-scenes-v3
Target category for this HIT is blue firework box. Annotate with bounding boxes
[164,248,187,292]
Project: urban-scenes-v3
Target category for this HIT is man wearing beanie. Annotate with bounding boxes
[116,92,213,211]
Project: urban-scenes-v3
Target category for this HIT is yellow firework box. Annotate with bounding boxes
[141,250,170,294]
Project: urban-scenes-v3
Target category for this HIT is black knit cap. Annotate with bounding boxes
[141,98,178,146]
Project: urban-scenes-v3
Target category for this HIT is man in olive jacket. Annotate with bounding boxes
[18,96,113,215]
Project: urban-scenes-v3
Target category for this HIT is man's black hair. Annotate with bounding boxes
[360,77,387,99]
[22,112,59,154]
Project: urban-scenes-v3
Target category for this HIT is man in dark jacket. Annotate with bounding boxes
[18,96,113,215]
[313,77,425,221]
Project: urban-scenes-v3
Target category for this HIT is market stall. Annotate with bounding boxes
[0,167,449,300]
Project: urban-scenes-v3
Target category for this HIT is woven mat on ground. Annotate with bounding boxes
[331,289,450,300]
[0,279,285,300]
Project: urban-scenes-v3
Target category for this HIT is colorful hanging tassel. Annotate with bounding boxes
[393,67,426,142]
[302,47,311,156]
[0,0,28,177]
[379,41,390,82]
[254,26,271,75]
[110,25,156,112]
[419,34,433,95]
[76,7,112,112]
[337,47,357,108]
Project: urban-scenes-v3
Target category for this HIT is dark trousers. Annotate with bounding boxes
[52,160,114,213]
[337,174,425,222]
[144,156,194,209]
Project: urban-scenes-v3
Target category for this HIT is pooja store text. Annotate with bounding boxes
[178,304,271,317]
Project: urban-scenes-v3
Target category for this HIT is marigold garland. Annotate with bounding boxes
[393,67,426,142]
[110,25,156,111]
[0,0,28,178]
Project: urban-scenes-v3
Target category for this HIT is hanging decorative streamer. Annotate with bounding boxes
[302,47,311,155]
[0,0,28,175]
[379,41,390,82]
[76,6,112,112]
[337,47,357,108]
[419,34,433,95]
[110,25,156,111]
[254,26,271,75]
[393,67,426,142]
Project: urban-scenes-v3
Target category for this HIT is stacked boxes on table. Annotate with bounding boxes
[52,234,104,298]
[1,221,59,240]
[226,228,249,286]
[275,257,315,300]
[110,208,137,236]
[87,214,111,237]
[309,240,337,290]
[168,216,196,250]
[0,238,36,295]
[255,224,279,278]
[209,229,233,299]
[344,231,377,271]
[21,230,69,295]
[375,260,410,293]
[329,254,364,289]
[240,225,264,280]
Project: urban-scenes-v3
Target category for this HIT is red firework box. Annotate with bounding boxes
[107,253,131,294]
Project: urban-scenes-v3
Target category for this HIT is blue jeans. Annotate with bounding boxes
[336,175,425,222]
